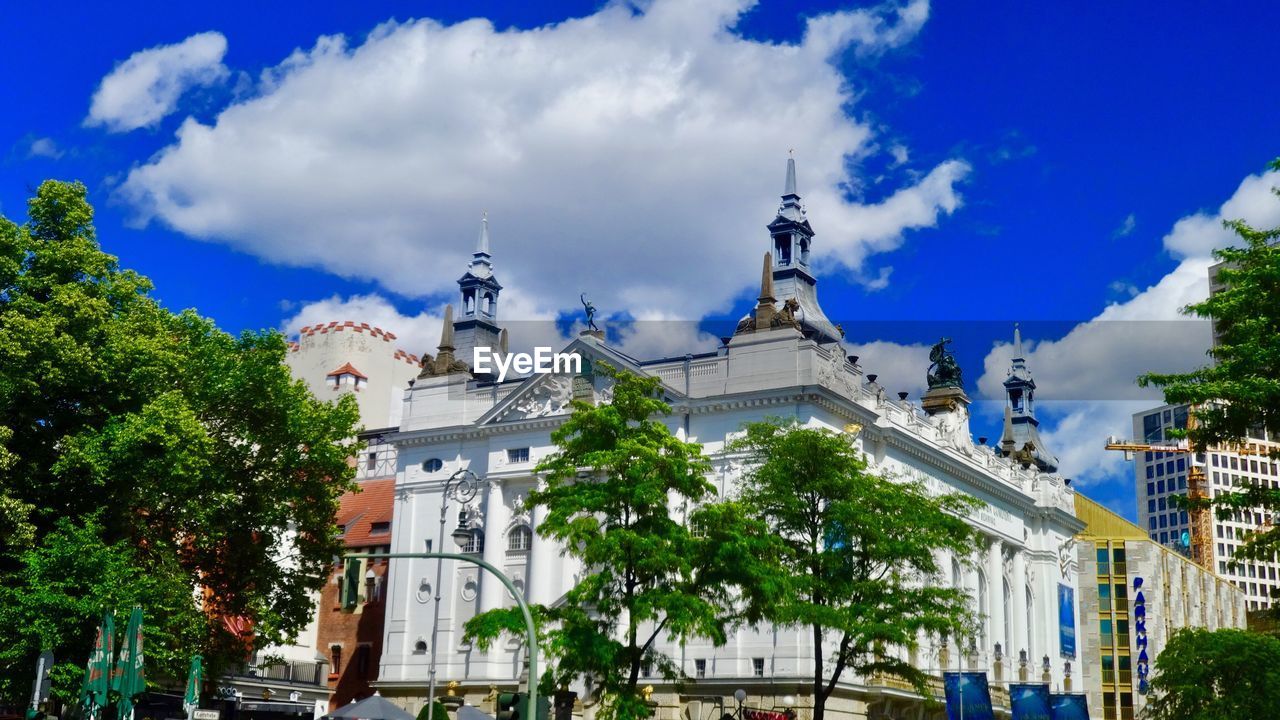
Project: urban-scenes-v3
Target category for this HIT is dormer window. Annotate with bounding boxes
[326,363,368,392]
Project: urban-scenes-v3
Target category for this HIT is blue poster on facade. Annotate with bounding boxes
[1049,693,1089,720]
[942,672,994,720]
[1009,683,1052,720]
[1057,583,1076,658]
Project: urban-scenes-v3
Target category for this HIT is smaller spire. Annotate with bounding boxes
[1013,322,1024,360]
[477,211,491,256]
[758,251,777,305]
[784,153,797,197]
[439,304,456,352]
[1000,403,1016,454]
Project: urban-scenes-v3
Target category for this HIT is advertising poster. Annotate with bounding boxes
[1009,683,1052,720]
[942,672,994,720]
[1058,583,1076,657]
[1049,693,1089,720]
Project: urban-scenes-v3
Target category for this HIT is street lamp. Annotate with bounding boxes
[733,689,747,720]
[426,469,481,720]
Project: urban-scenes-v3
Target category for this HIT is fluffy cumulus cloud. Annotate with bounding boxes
[120,0,965,321]
[26,137,64,159]
[86,31,229,132]
[282,294,445,358]
[977,164,1280,485]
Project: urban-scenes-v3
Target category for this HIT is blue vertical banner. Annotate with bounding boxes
[1009,683,1052,720]
[1057,583,1076,658]
[1049,693,1089,720]
[942,672,995,720]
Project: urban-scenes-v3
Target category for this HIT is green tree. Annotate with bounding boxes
[1139,158,1280,594]
[1142,628,1280,720]
[728,420,981,720]
[0,181,361,699]
[464,363,731,720]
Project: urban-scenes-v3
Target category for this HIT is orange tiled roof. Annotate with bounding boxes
[337,478,395,548]
[326,362,368,380]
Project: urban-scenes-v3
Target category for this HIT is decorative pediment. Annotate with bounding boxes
[477,336,682,425]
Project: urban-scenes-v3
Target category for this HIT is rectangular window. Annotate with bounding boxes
[695,659,706,678]
[1097,547,1110,574]
[507,447,530,463]
[1100,619,1113,648]
[1159,516,1167,528]
[1147,499,1156,513]
[1181,511,1189,524]
[370,521,390,535]
[1144,414,1162,443]
[1148,517,1156,530]
[1251,460,1259,474]
[1101,655,1115,684]
[1157,464,1165,477]
[753,658,765,677]
[1176,458,1186,471]
[1231,457,1239,470]
[1178,476,1187,490]
[1158,497,1166,511]
[1099,584,1112,611]
[1146,466,1155,479]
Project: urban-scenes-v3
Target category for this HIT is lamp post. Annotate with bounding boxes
[733,689,746,720]
[422,469,479,720]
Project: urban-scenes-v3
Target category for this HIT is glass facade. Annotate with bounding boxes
[1095,540,1135,720]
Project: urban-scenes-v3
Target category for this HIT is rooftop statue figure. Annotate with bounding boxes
[927,337,963,390]
[580,293,599,332]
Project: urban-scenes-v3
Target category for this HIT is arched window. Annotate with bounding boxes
[508,525,532,552]
[463,529,484,554]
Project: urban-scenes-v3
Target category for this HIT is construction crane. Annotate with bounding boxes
[1105,409,1263,571]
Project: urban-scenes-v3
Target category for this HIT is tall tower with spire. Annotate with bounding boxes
[767,155,842,343]
[998,324,1059,472]
[453,214,504,365]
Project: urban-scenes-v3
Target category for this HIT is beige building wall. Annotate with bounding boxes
[287,320,423,430]
[1075,494,1246,720]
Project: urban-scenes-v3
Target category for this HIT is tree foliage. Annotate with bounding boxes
[1143,628,1280,720]
[1139,158,1280,596]
[0,181,361,699]
[464,363,732,720]
[728,420,981,720]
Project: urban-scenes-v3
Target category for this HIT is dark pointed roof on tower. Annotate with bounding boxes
[997,323,1059,473]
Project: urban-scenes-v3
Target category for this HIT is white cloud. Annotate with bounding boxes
[978,164,1280,484]
[26,137,64,159]
[1112,212,1136,238]
[86,31,229,132]
[120,0,965,320]
[845,340,931,399]
[281,294,444,357]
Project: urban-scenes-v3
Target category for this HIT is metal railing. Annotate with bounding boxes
[228,656,327,686]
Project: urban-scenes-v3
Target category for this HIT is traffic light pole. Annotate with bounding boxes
[344,550,538,720]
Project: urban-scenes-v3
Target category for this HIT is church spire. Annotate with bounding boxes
[996,323,1059,472]
[453,213,505,366]
[418,304,470,378]
[763,153,841,344]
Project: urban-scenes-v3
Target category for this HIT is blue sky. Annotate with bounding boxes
[4,1,1280,519]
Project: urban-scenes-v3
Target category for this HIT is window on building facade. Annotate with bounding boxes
[507,447,530,463]
[753,658,765,677]
[463,529,485,554]
[331,645,342,674]
[508,525,532,552]
[695,659,706,678]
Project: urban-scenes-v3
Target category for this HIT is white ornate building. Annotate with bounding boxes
[373,159,1086,719]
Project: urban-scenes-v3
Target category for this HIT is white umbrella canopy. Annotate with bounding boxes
[326,693,414,720]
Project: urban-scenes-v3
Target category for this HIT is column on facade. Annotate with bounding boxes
[1011,545,1029,661]
[965,559,981,667]
[479,479,510,613]
[529,502,561,605]
[986,538,1005,662]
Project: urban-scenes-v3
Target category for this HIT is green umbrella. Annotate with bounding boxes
[183,655,203,720]
[112,607,145,720]
[78,611,114,720]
